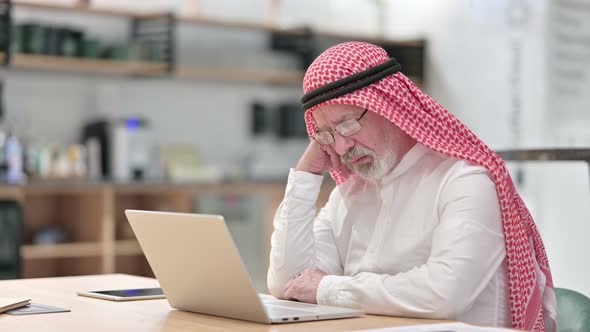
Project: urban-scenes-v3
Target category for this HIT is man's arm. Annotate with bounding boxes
[315,169,506,319]
[267,169,342,298]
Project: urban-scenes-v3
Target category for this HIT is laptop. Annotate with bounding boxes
[124,209,362,324]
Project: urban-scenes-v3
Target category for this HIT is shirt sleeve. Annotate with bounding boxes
[316,167,506,319]
[267,169,343,298]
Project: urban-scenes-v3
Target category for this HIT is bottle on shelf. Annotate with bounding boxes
[4,131,25,184]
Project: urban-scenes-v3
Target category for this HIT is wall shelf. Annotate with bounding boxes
[6,0,427,84]
[179,15,275,32]
[175,66,303,85]
[12,0,425,48]
[22,242,102,259]
[0,52,169,76]
[0,51,301,83]
[0,53,423,85]
[115,240,142,256]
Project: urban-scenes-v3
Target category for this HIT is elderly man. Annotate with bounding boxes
[267,42,556,331]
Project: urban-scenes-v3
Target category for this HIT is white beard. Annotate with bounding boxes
[341,145,395,181]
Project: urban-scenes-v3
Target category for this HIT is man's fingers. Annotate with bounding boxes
[283,279,294,295]
[327,146,341,170]
[283,287,293,300]
[330,153,338,169]
[314,140,327,152]
[283,283,299,301]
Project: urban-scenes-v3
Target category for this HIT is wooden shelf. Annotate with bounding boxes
[22,242,102,259]
[179,16,275,32]
[175,66,304,85]
[0,186,25,202]
[0,52,300,83]
[0,53,423,85]
[8,2,425,84]
[0,53,169,76]
[115,240,143,256]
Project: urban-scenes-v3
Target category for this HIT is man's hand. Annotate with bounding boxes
[283,268,327,304]
[295,141,341,175]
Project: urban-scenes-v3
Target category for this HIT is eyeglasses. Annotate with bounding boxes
[313,109,369,145]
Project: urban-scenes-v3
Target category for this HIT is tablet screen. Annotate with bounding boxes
[91,288,164,297]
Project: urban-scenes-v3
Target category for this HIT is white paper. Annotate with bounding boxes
[356,322,517,332]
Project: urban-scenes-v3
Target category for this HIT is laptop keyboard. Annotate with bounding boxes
[259,294,356,319]
[259,295,360,320]
[262,296,320,315]
[262,299,321,309]
[262,297,335,318]
[264,305,316,317]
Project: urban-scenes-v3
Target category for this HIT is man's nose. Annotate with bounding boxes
[332,132,355,156]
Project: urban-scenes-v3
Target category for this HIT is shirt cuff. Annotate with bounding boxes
[316,275,352,306]
[285,168,324,202]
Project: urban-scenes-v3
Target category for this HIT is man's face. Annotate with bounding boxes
[312,104,412,181]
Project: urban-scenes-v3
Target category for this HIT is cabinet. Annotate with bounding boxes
[0,181,334,290]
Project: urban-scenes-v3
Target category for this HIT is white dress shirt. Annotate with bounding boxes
[267,143,511,327]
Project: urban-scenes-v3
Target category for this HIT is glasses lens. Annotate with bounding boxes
[336,119,361,137]
[313,131,334,145]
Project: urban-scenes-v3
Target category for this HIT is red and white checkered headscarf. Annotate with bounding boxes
[303,42,556,331]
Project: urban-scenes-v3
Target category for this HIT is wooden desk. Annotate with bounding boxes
[0,274,446,332]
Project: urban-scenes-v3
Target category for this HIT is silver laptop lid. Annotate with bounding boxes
[125,210,271,323]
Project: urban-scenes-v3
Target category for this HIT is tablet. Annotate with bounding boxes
[77,287,165,301]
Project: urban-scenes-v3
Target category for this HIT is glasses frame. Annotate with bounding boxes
[313,109,369,145]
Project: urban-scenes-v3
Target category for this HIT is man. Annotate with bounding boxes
[267,42,556,331]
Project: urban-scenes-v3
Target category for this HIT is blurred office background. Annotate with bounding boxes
[0,0,588,297]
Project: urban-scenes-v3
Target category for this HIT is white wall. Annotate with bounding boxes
[401,0,590,296]
[539,0,590,297]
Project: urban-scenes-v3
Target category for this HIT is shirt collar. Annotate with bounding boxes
[381,142,429,183]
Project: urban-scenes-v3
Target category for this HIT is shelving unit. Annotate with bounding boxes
[0,181,334,280]
[0,52,169,76]
[1,0,427,85]
[21,242,102,259]
[1,0,176,75]
[114,239,142,256]
[0,51,422,85]
[12,0,420,47]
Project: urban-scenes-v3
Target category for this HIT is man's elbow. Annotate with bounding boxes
[423,289,470,319]
[427,300,466,319]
